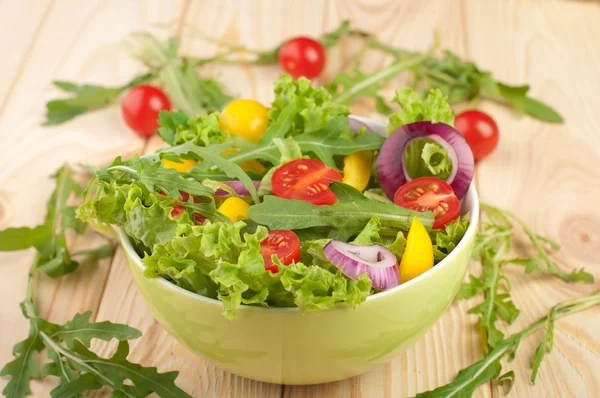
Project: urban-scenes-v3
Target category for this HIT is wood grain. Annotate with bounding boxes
[1,0,599,397]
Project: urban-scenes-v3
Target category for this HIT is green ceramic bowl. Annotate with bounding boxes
[120,184,479,385]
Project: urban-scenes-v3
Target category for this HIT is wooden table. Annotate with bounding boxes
[1,1,599,397]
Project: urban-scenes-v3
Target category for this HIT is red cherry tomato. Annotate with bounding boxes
[394,177,460,229]
[260,230,301,273]
[278,37,326,79]
[121,85,171,137]
[455,110,499,161]
[272,159,342,205]
[170,191,206,225]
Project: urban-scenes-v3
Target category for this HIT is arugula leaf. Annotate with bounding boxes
[0,325,43,398]
[227,113,383,169]
[44,74,153,126]
[249,182,434,238]
[269,75,349,135]
[162,142,260,204]
[387,88,455,133]
[293,116,384,168]
[0,165,111,278]
[126,33,232,117]
[329,56,425,105]
[415,291,600,397]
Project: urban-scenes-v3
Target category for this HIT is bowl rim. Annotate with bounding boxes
[120,183,479,314]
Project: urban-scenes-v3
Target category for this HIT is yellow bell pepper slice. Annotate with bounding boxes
[217,197,250,222]
[162,158,198,173]
[400,217,434,282]
[342,150,372,191]
[221,147,266,174]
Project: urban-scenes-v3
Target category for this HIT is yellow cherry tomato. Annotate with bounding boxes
[342,150,372,191]
[400,217,434,282]
[162,158,198,173]
[217,197,250,222]
[221,147,266,174]
[219,99,268,142]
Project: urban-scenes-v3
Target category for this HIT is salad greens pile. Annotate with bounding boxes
[76,75,466,320]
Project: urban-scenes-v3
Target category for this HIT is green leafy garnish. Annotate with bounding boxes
[157,110,229,147]
[44,74,153,125]
[459,204,592,348]
[387,88,455,133]
[269,75,349,135]
[403,138,453,180]
[415,291,600,397]
[0,166,189,398]
[143,220,372,319]
[249,182,433,239]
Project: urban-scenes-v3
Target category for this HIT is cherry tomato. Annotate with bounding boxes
[394,177,460,229]
[260,230,301,273]
[121,85,171,137]
[272,159,342,205]
[278,37,326,79]
[170,191,206,225]
[455,110,499,161]
[219,99,268,142]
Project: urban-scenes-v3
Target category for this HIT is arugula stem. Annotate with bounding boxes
[40,333,136,398]
[332,54,426,105]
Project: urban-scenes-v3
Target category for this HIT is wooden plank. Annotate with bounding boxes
[0,0,53,102]
[463,0,600,397]
[0,0,186,395]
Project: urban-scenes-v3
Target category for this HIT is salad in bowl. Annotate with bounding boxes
[78,75,478,384]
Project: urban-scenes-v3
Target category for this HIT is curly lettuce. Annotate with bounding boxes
[157,110,229,147]
[269,75,349,135]
[142,220,372,319]
[387,88,454,133]
[432,214,470,263]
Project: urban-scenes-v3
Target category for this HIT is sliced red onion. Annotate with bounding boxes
[214,181,261,196]
[324,240,400,290]
[376,121,474,199]
[347,115,387,137]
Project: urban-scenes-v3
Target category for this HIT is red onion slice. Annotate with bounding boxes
[214,181,261,196]
[376,121,474,199]
[324,240,400,290]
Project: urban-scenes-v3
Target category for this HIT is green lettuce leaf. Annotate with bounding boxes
[388,88,454,133]
[280,261,371,311]
[269,75,349,135]
[157,110,230,147]
[432,214,470,263]
[142,220,372,319]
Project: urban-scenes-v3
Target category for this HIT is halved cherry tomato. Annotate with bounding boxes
[455,110,499,161]
[260,230,301,273]
[122,85,171,137]
[272,159,342,205]
[278,37,326,79]
[170,191,206,225]
[393,177,460,229]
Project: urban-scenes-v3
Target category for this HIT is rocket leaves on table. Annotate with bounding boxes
[414,291,600,397]
[43,74,154,126]
[0,166,190,398]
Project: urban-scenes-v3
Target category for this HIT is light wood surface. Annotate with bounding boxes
[1,1,599,397]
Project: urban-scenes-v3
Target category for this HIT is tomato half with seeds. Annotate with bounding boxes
[393,177,460,229]
[261,230,301,273]
[272,159,342,205]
